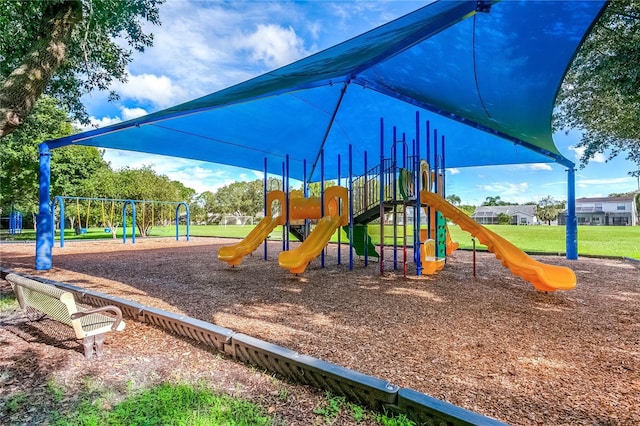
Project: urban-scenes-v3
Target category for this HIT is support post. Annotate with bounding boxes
[364,150,369,267]
[320,150,325,268]
[415,112,422,276]
[337,154,341,265]
[379,118,384,275]
[264,157,268,260]
[282,162,286,251]
[122,200,137,244]
[286,154,290,251]
[36,143,53,270]
[348,144,354,270]
[52,196,65,248]
[175,202,190,241]
[566,167,578,260]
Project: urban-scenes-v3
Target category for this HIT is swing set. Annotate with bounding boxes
[51,196,190,248]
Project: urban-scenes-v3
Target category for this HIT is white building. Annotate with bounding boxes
[471,205,537,225]
[558,195,639,226]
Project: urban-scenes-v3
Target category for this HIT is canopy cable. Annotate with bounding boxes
[472,15,493,120]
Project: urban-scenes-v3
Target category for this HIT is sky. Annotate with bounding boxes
[81,0,640,206]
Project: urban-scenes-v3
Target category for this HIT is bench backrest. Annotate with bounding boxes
[7,274,78,327]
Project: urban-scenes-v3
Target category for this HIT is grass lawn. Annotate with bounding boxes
[2,223,638,258]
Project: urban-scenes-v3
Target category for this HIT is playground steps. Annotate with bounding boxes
[289,224,307,242]
[353,204,393,225]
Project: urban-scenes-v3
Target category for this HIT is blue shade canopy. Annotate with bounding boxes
[47,0,607,182]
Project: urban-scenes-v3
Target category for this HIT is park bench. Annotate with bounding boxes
[6,273,126,360]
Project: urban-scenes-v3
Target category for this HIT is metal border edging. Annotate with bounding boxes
[398,388,507,426]
[0,268,507,425]
[232,333,399,410]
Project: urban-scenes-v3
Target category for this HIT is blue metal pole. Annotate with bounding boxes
[282,162,286,251]
[337,153,341,265]
[304,159,308,245]
[364,151,369,268]
[349,144,354,270]
[321,149,325,268]
[415,111,422,276]
[442,135,446,199]
[122,202,127,244]
[36,143,53,270]
[122,200,137,244]
[566,168,578,259]
[433,127,439,262]
[286,154,290,251]
[175,202,190,241]
[392,126,398,270]
[425,120,431,246]
[51,196,65,248]
[185,204,190,241]
[264,157,268,260]
[379,117,385,275]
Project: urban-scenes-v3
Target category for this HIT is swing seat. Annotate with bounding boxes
[104,228,111,233]
[80,228,88,234]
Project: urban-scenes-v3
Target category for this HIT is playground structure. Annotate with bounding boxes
[50,196,190,247]
[218,114,577,292]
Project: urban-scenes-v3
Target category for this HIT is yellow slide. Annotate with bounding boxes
[278,215,343,274]
[218,216,280,266]
[420,191,576,292]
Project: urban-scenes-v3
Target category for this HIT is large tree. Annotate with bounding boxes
[536,196,565,226]
[214,179,265,217]
[116,166,193,237]
[0,0,162,137]
[0,96,105,213]
[554,0,640,171]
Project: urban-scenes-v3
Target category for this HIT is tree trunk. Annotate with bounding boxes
[0,0,82,138]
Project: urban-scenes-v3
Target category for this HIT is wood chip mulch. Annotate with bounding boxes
[1,237,639,425]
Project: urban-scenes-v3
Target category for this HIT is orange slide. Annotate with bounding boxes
[420,191,576,292]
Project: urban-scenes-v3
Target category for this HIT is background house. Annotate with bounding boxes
[558,195,639,226]
[471,205,536,225]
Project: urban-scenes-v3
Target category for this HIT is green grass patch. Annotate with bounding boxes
[53,382,274,426]
[0,292,18,312]
[446,224,640,257]
[3,222,638,257]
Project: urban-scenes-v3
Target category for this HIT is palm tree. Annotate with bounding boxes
[446,194,461,206]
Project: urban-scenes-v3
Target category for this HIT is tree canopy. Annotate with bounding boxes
[481,196,512,206]
[554,0,640,172]
[0,0,162,137]
[536,196,565,226]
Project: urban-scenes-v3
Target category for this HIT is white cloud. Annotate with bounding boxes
[101,150,265,194]
[569,146,606,163]
[81,115,122,130]
[576,177,634,189]
[115,73,187,108]
[477,182,529,196]
[447,168,461,175]
[528,163,553,171]
[80,106,149,131]
[236,24,308,68]
[121,107,148,120]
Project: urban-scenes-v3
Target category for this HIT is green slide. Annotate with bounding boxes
[343,225,379,258]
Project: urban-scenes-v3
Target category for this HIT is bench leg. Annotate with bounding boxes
[82,336,95,360]
[94,333,106,358]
